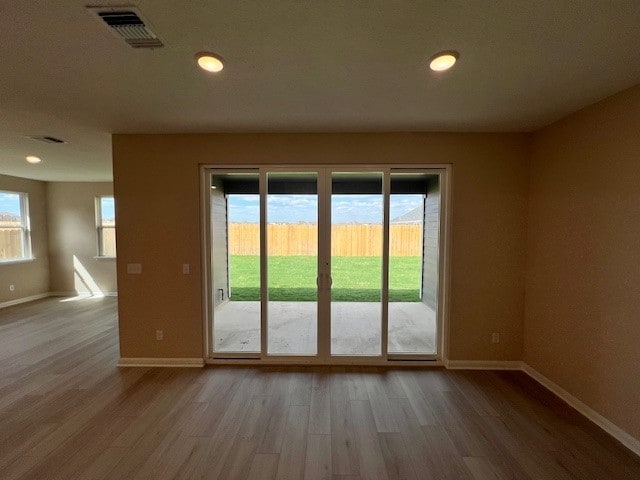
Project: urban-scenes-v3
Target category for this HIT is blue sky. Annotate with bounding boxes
[100,197,115,221]
[229,194,422,223]
[0,192,21,216]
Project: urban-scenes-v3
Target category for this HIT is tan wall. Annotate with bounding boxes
[113,133,529,360]
[526,84,640,440]
[0,174,50,303]
[47,182,117,295]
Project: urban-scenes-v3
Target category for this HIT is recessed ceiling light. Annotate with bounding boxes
[429,51,459,72]
[196,52,224,73]
[25,155,42,164]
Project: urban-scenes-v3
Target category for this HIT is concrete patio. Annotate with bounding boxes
[212,301,436,356]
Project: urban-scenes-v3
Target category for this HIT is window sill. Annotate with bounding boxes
[94,256,116,260]
[0,257,36,265]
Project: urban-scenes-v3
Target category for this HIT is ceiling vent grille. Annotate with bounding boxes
[28,135,66,144]
[87,6,163,48]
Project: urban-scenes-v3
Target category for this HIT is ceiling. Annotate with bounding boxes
[1,1,640,182]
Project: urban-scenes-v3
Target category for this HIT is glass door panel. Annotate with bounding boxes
[266,172,319,355]
[211,171,261,353]
[209,167,444,361]
[388,172,439,355]
[330,172,384,356]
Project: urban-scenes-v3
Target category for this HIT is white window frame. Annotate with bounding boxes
[0,190,32,262]
[95,196,116,258]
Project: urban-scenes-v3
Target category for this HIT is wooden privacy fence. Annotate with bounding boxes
[1,226,117,259]
[102,229,117,257]
[229,223,422,256]
[0,227,24,260]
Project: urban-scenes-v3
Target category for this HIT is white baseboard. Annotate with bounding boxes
[521,364,640,457]
[49,291,117,297]
[446,360,524,370]
[118,357,205,368]
[0,293,50,309]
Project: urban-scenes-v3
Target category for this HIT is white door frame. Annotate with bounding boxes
[200,164,452,366]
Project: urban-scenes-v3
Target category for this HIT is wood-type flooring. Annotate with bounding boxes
[1,297,639,479]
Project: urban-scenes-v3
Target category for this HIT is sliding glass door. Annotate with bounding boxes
[330,171,384,356]
[266,172,319,356]
[207,167,446,363]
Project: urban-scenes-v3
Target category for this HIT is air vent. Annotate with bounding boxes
[28,135,66,144]
[87,6,163,49]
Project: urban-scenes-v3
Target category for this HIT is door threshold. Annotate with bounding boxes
[205,358,444,367]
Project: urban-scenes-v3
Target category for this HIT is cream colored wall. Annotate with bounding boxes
[0,174,50,303]
[113,133,529,360]
[47,182,117,295]
[526,84,640,440]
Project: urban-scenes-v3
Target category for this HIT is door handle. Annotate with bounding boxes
[316,274,332,290]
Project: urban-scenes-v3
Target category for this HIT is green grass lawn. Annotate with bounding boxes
[229,255,421,302]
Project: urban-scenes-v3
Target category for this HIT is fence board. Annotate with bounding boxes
[102,228,117,256]
[228,223,422,256]
[0,228,24,260]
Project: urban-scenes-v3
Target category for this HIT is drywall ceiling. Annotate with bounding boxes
[1,1,640,181]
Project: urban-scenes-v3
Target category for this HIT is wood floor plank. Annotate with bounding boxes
[19,414,133,480]
[1,456,42,480]
[420,425,473,479]
[77,446,128,480]
[378,432,418,480]
[304,434,332,480]
[350,400,390,480]
[247,453,280,480]
[445,370,501,417]
[216,395,274,480]
[196,373,261,479]
[276,404,309,480]
[462,456,509,480]
[329,372,360,476]
[379,370,407,399]
[395,370,439,426]
[133,429,203,480]
[103,391,204,479]
[387,398,437,477]
[289,369,313,406]
[346,369,369,401]
[365,373,400,433]
[1,298,639,480]
[258,372,293,454]
[309,369,331,434]
[479,415,573,480]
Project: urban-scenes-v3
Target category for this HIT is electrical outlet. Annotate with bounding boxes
[9,284,15,291]
[155,330,163,341]
[127,263,142,274]
[182,263,190,274]
[491,333,500,344]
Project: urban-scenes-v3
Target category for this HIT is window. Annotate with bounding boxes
[0,191,32,261]
[96,196,116,257]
